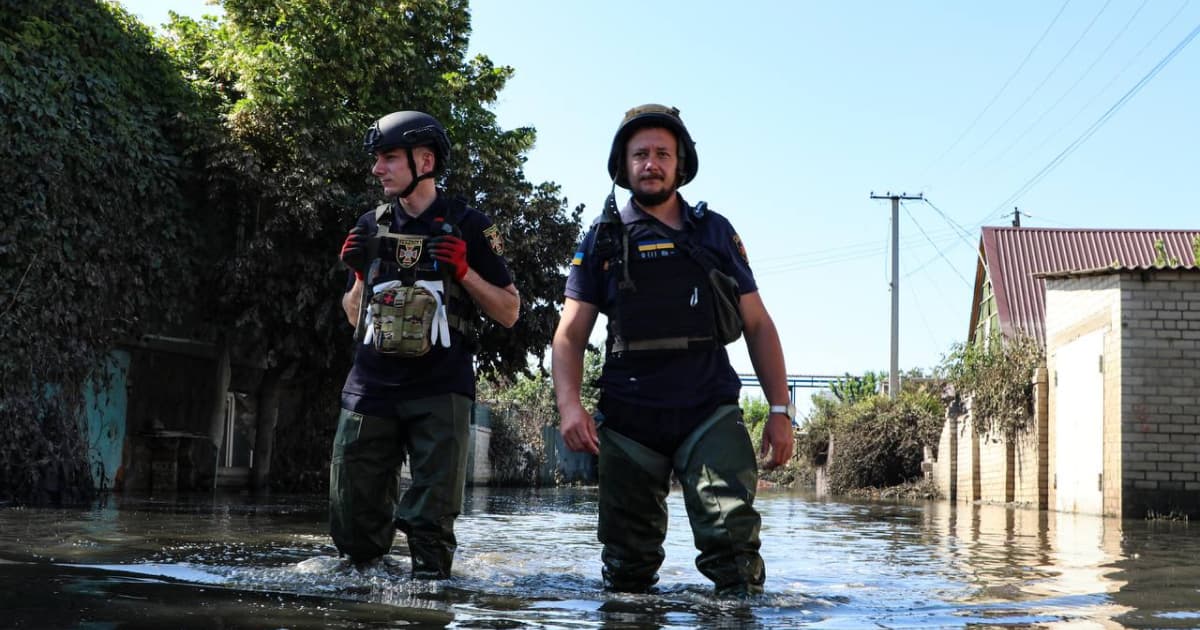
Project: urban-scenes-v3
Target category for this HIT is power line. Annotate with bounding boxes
[752,229,963,275]
[919,0,1073,177]
[953,0,1114,173]
[985,0,1148,168]
[901,201,972,286]
[1018,0,1190,165]
[985,19,1200,220]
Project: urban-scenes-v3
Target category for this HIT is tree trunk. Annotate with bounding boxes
[251,366,282,493]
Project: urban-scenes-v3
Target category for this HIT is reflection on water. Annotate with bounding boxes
[3,488,1200,628]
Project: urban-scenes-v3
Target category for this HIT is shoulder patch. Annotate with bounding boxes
[733,233,748,264]
[483,225,505,256]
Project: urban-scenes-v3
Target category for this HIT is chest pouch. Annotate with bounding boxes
[368,283,440,357]
[611,252,717,354]
[707,268,743,346]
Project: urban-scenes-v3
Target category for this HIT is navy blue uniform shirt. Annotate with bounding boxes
[341,194,512,415]
[565,195,756,408]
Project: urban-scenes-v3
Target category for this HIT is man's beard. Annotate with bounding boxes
[631,183,676,207]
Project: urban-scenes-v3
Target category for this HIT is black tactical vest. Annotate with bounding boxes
[365,199,475,338]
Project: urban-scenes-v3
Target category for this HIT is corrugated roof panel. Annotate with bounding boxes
[979,228,1200,343]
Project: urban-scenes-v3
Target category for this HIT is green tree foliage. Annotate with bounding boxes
[830,371,882,404]
[156,0,581,489]
[478,349,602,485]
[0,2,211,504]
[160,0,582,382]
[939,333,1043,438]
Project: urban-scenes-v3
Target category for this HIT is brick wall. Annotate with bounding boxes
[1119,270,1200,518]
[956,407,979,502]
[1013,367,1048,507]
[934,409,957,500]
[977,428,1010,503]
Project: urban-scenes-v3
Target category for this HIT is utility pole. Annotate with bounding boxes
[1011,207,1021,227]
[870,191,923,399]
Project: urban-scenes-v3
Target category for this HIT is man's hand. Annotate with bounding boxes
[428,234,468,281]
[340,226,370,280]
[560,405,600,455]
[759,414,794,469]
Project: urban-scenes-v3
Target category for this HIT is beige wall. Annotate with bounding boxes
[1013,366,1048,507]
[956,408,980,503]
[1116,270,1200,518]
[978,428,1010,503]
[934,409,958,500]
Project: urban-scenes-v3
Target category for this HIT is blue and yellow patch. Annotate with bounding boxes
[571,251,584,266]
[636,239,674,253]
[635,239,676,260]
[638,238,676,255]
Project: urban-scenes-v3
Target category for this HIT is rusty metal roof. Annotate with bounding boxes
[975,227,1200,343]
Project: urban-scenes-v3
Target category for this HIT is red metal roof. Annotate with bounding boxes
[977,227,1200,343]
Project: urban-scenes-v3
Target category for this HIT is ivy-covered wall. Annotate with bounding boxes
[0,2,213,504]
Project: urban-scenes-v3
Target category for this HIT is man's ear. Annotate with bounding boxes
[418,148,437,176]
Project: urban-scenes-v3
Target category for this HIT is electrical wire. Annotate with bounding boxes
[919,0,1074,177]
[902,201,972,287]
[1018,0,1190,165]
[953,0,1114,173]
[985,0,1148,168]
[985,19,1200,221]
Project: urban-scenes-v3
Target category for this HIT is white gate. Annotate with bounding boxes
[1054,329,1105,514]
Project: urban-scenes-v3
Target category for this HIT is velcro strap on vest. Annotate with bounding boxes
[612,335,714,354]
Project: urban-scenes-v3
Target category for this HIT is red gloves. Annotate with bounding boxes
[429,234,468,280]
[340,226,369,280]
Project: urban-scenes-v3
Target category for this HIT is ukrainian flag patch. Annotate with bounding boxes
[571,251,584,266]
[636,239,674,253]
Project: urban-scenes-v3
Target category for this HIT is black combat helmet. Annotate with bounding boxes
[363,111,450,198]
[606,104,698,189]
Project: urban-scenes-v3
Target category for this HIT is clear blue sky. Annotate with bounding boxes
[122,1,1200,396]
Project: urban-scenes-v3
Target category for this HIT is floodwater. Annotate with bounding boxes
[1,488,1200,629]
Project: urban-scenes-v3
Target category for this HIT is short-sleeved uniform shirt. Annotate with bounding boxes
[341,194,512,417]
[565,196,756,409]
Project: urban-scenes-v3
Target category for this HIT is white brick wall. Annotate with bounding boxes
[1120,271,1200,515]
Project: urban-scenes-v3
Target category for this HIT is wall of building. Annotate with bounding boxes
[934,409,958,501]
[1118,270,1200,518]
[956,408,979,503]
[1013,367,1049,508]
[977,428,1011,504]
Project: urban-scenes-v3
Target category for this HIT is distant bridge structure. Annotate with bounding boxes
[737,373,847,404]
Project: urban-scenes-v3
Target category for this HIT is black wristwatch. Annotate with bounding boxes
[768,403,796,422]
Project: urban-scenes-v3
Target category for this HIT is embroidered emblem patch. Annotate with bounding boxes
[484,225,505,256]
[733,234,748,264]
[396,237,423,268]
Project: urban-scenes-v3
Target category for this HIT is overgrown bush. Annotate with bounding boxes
[825,392,943,495]
[939,333,1043,438]
[794,371,945,496]
[478,350,602,486]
